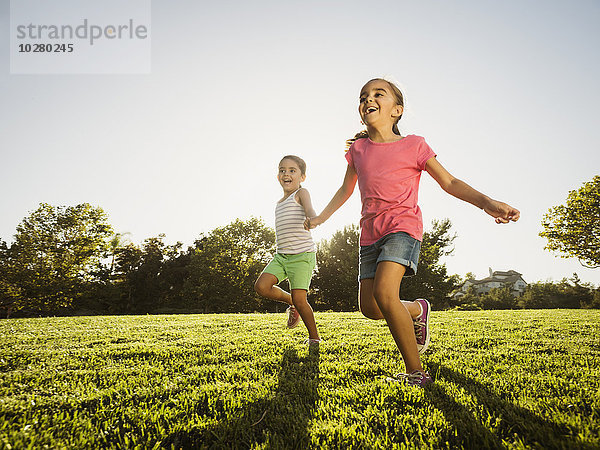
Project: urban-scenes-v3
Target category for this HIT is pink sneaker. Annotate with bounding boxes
[414,299,431,354]
[286,306,300,328]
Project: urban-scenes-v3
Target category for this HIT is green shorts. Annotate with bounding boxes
[262,252,316,291]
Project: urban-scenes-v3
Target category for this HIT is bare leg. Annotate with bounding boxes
[291,289,319,340]
[359,279,422,320]
[368,261,422,373]
[254,273,293,305]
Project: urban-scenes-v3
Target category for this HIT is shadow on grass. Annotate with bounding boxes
[425,362,577,449]
[162,345,320,449]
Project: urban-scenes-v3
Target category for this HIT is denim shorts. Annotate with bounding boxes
[359,231,421,280]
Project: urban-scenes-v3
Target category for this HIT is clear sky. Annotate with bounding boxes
[1,0,599,285]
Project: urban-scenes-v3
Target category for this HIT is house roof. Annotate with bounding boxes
[465,270,526,286]
[493,270,522,277]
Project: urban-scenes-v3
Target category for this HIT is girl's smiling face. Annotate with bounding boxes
[278,158,305,194]
[359,79,403,129]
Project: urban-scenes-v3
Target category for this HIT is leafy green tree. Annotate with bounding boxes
[464,272,476,281]
[565,273,595,308]
[312,225,359,311]
[400,219,461,309]
[111,235,183,313]
[72,232,135,315]
[518,282,566,309]
[518,276,592,309]
[480,287,517,310]
[107,232,132,276]
[450,286,482,310]
[0,240,22,318]
[157,249,193,311]
[540,175,600,268]
[590,288,600,309]
[6,203,113,314]
[184,218,275,312]
[132,235,181,311]
[113,242,143,312]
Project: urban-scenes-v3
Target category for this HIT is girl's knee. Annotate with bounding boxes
[360,305,381,320]
[291,291,309,308]
[359,296,384,319]
[291,297,308,307]
[254,279,269,296]
[372,288,397,310]
[372,286,390,302]
[359,290,383,320]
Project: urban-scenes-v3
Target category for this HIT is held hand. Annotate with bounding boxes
[304,215,324,230]
[484,200,520,224]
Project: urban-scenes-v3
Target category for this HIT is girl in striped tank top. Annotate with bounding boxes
[254,155,321,345]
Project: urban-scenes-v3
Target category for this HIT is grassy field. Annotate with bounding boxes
[0,310,599,449]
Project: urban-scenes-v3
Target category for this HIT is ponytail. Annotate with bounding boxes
[345,130,369,150]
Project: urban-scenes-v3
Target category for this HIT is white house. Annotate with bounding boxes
[454,268,528,298]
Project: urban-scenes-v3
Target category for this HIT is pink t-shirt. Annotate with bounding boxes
[345,135,436,245]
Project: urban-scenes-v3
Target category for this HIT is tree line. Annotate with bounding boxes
[1,203,598,318]
[452,274,599,311]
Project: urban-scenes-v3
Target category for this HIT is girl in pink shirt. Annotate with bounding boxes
[305,78,519,387]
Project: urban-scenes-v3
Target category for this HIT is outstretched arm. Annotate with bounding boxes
[425,157,520,223]
[304,164,358,229]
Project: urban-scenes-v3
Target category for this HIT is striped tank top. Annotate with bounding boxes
[275,189,315,254]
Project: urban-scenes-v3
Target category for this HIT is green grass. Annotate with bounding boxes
[1,310,599,449]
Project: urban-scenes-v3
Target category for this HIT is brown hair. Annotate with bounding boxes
[279,155,307,175]
[345,78,405,150]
